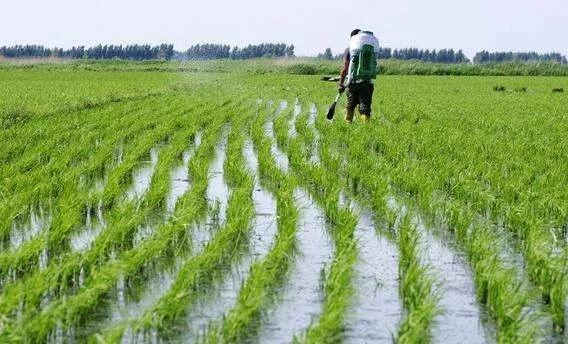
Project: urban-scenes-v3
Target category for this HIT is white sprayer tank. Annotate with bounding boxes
[346,31,380,85]
[349,31,380,56]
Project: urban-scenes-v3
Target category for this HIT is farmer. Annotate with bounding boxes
[338,29,380,123]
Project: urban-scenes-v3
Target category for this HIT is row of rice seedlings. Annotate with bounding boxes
[264,100,290,172]
[409,135,567,332]
[0,100,210,326]
[0,99,186,282]
[288,98,301,138]
[83,131,204,337]
[256,101,334,341]
[201,104,300,343]
[264,75,561,340]
[0,108,183,283]
[456,182,567,331]
[0,96,167,241]
[364,144,551,340]
[2,122,188,315]
[364,77,567,332]
[340,157,440,344]
[308,102,493,343]
[72,118,210,339]
[0,95,154,185]
[0,103,228,341]
[177,117,273,342]
[395,214,439,343]
[91,114,229,342]
[167,125,235,341]
[292,100,438,343]
[340,193,403,343]
[0,96,182,255]
[292,102,318,165]
[269,103,359,343]
[323,113,541,342]
[312,113,404,343]
[94,105,256,342]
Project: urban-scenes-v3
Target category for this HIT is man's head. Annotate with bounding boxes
[350,29,361,37]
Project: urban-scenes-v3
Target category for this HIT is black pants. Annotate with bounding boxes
[346,81,374,115]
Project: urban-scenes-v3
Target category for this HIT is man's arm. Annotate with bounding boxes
[338,48,350,92]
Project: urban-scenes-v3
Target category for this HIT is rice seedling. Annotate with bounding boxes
[1,62,566,343]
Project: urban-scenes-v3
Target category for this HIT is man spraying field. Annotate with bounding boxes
[337,29,380,123]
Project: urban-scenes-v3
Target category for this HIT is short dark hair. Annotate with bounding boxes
[350,29,361,37]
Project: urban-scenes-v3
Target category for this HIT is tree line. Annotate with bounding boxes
[185,43,294,60]
[473,51,568,64]
[319,47,470,63]
[319,48,567,65]
[1,43,566,65]
[0,44,174,60]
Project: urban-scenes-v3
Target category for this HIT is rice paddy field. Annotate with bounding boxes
[1,62,568,343]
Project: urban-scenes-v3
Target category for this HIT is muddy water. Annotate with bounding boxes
[166,133,202,214]
[70,201,106,252]
[125,147,160,201]
[257,189,334,343]
[179,140,279,342]
[341,195,402,343]
[264,101,289,172]
[387,196,493,344]
[9,206,51,251]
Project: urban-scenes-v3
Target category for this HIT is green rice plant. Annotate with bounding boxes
[201,102,300,343]
[2,63,567,342]
[86,100,253,342]
[396,216,439,344]
[268,106,358,343]
[0,100,189,280]
[0,109,228,341]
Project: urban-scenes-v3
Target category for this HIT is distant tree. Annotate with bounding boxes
[317,48,334,60]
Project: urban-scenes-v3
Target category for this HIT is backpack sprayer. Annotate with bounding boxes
[325,31,379,120]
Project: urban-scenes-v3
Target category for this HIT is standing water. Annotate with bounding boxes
[418,216,495,344]
[9,206,52,251]
[257,189,334,343]
[166,132,202,214]
[289,99,301,138]
[341,194,402,343]
[387,195,493,344]
[70,201,106,252]
[264,101,289,172]
[308,103,320,165]
[205,132,229,226]
[180,139,279,342]
[125,147,160,201]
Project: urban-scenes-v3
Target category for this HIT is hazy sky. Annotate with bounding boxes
[2,0,567,59]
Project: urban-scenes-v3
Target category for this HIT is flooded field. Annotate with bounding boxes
[1,65,567,343]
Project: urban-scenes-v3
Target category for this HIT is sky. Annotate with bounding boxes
[2,0,567,59]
